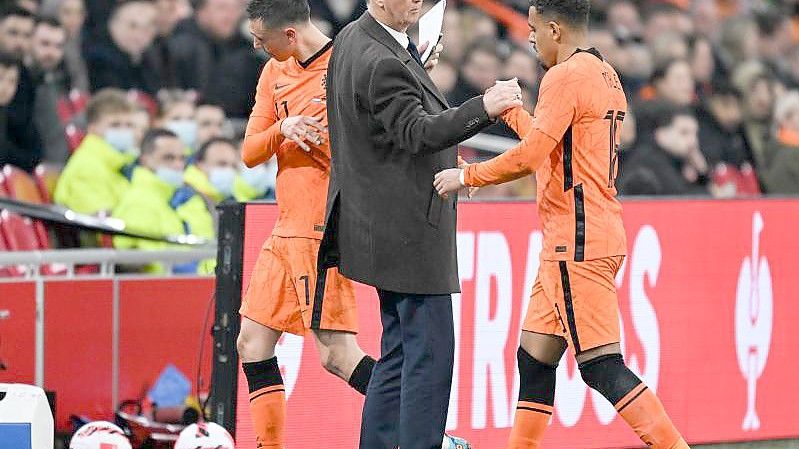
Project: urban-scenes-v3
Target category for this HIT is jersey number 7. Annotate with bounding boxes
[604,110,625,188]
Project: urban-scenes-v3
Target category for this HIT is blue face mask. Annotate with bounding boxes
[166,120,198,151]
[103,128,136,154]
[240,161,277,195]
[155,166,185,187]
[209,167,237,197]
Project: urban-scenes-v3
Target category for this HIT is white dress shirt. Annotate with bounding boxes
[372,13,410,50]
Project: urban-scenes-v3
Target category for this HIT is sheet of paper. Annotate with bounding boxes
[418,0,446,63]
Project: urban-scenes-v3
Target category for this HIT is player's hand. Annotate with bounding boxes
[483,78,523,119]
[280,116,327,152]
[434,168,465,199]
[420,40,444,72]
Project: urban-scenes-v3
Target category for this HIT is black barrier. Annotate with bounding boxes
[209,202,246,434]
[0,196,212,246]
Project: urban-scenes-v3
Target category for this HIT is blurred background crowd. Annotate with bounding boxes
[1,0,799,270]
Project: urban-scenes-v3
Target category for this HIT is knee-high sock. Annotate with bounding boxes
[508,348,556,449]
[580,354,690,449]
[347,355,376,395]
[243,357,285,448]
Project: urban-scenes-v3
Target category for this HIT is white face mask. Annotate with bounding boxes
[240,161,277,195]
[155,166,184,187]
[103,128,136,154]
[166,120,198,150]
[209,167,237,197]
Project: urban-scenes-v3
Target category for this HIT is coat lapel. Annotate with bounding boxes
[358,12,449,108]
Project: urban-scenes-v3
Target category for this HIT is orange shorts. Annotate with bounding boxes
[239,236,357,336]
[524,256,625,355]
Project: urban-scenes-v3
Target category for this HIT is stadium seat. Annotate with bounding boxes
[0,210,67,276]
[65,123,87,153]
[1,165,50,248]
[56,89,89,125]
[0,230,21,277]
[2,165,46,204]
[0,210,42,251]
[0,167,68,275]
[0,184,20,277]
[33,164,61,204]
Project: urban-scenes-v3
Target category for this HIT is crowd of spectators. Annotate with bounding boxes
[1,0,799,268]
[422,0,799,198]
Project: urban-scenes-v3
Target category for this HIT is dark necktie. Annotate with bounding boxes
[407,39,424,67]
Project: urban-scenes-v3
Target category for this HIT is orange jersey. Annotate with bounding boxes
[465,48,627,261]
[242,41,333,240]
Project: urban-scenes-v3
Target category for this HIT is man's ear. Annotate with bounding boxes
[285,27,297,43]
[549,21,561,44]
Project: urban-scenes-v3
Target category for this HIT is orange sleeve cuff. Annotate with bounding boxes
[242,118,285,167]
[463,128,558,187]
[500,106,534,138]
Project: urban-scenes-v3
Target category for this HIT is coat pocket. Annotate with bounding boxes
[427,189,443,228]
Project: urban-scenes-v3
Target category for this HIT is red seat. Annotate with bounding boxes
[0,228,22,277]
[65,123,87,153]
[0,183,20,277]
[2,165,45,204]
[33,164,61,204]
[0,167,67,275]
[0,210,41,251]
[1,165,50,247]
[56,89,89,124]
[0,210,67,276]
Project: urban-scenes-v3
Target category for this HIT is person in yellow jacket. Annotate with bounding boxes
[54,89,138,215]
[112,128,214,274]
[183,137,240,203]
[235,156,277,201]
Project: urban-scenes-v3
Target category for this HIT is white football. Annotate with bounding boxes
[175,422,235,449]
[70,421,132,449]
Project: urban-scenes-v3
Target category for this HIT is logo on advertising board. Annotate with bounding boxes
[735,212,773,431]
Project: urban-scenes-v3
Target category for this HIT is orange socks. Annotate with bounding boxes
[616,384,690,449]
[507,401,552,449]
[242,357,285,448]
[579,354,689,449]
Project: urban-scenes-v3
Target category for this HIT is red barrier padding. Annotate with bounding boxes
[235,200,799,448]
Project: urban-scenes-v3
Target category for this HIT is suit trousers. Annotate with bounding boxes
[359,289,455,449]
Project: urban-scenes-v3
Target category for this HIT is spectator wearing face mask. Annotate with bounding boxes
[619,103,709,196]
[112,128,213,273]
[1,4,41,172]
[764,91,799,194]
[0,53,22,168]
[54,88,138,215]
[156,89,198,152]
[183,137,239,204]
[29,17,71,166]
[85,0,161,95]
[167,0,261,119]
[237,157,276,201]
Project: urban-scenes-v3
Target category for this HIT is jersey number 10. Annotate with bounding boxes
[604,110,625,188]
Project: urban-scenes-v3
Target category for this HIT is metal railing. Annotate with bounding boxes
[0,247,216,405]
[463,132,519,154]
[0,248,217,278]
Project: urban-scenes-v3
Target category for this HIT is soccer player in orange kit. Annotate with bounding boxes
[235,1,468,448]
[434,1,691,448]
